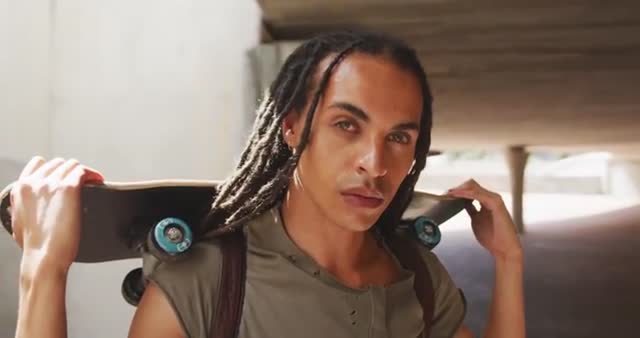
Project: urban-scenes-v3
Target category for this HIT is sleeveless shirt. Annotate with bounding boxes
[142,206,466,338]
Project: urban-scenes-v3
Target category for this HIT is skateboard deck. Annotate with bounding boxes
[0,180,470,264]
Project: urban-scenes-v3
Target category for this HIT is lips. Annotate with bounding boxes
[341,187,384,209]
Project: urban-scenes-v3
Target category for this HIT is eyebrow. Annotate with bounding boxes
[328,101,420,131]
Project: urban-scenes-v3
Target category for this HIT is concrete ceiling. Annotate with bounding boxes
[258,0,640,157]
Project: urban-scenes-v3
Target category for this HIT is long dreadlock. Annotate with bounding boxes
[199,30,433,239]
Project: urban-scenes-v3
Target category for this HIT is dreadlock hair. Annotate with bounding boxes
[200,30,434,239]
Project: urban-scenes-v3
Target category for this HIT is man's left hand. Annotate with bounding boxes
[446,179,523,260]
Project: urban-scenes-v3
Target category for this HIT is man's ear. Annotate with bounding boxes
[282,113,301,148]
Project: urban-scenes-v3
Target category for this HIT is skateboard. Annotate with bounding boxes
[0,180,469,304]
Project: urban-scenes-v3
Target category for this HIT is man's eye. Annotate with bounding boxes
[335,121,355,131]
[389,133,410,144]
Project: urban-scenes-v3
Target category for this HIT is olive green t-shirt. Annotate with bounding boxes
[143,206,466,338]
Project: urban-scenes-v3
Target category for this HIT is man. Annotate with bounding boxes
[10,31,525,338]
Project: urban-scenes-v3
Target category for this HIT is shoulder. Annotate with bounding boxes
[414,245,468,338]
[128,281,186,338]
[143,234,225,282]
[141,235,226,338]
[414,245,451,291]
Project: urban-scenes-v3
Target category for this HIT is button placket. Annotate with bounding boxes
[344,292,369,335]
[369,286,389,338]
[350,308,358,326]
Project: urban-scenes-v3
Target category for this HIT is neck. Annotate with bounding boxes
[279,182,380,276]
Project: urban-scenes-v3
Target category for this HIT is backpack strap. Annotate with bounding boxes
[387,237,436,338]
[211,230,247,338]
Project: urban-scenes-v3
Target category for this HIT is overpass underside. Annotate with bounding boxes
[252,0,640,232]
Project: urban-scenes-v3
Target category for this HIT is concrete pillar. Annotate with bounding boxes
[506,146,529,233]
[0,1,261,337]
[605,158,640,199]
[247,41,301,110]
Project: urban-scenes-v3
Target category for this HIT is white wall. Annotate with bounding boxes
[50,0,261,180]
[0,0,51,161]
[0,1,51,336]
[0,1,261,337]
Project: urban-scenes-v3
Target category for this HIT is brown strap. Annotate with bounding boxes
[211,230,247,338]
[388,238,435,338]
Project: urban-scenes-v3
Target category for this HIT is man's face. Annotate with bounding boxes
[284,52,424,232]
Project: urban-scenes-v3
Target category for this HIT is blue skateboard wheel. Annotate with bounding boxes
[413,216,441,249]
[153,217,193,255]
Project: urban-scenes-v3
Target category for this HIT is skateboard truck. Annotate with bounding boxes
[396,193,470,250]
[123,218,194,305]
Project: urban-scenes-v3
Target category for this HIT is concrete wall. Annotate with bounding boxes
[0,1,261,336]
[0,1,51,161]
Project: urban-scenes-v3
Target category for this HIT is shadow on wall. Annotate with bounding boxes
[0,158,25,338]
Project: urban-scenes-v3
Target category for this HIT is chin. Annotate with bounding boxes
[334,206,384,233]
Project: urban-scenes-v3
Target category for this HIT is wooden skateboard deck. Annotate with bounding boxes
[0,180,469,263]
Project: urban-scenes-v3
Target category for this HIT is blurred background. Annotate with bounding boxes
[1,1,639,337]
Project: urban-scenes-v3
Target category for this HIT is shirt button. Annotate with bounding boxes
[287,254,296,262]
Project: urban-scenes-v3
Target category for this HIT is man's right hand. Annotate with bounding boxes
[10,156,104,274]
[10,157,185,338]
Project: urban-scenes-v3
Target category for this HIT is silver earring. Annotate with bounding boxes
[285,129,297,155]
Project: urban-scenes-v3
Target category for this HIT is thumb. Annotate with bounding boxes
[464,202,479,217]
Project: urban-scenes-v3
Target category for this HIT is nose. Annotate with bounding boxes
[357,140,388,178]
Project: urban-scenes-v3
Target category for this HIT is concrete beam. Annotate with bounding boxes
[506,145,529,234]
[261,22,275,42]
